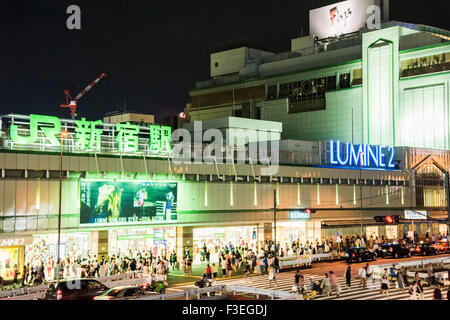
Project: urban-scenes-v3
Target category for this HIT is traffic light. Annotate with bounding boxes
[385,216,394,224]
[252,230,257,240]
[305,208,317,214]
[374,216,384,222]
[374,215,401,223]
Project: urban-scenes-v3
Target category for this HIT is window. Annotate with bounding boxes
[123,288,139,297]
[339,73,351,89]
[214,62,219,68]
[278,75,336,114]
[267,84,277,100]
[88,281,107,292]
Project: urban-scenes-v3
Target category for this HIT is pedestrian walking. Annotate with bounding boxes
[380,274,389,298]
[212,263,218,281]
[433,284,442,300]
[408,281,418,300]
[295,270,301,291]
[226,259,232,279]
[320,273,331,296]
[396,272,405,292]
[345,265,351,288]
[13,264,19,288]
[221,258,227,278]
[244,263,252,283]
[417,280,424,300]
[329,271,340,297]
[268,266,277,288]
[359,265,367,288]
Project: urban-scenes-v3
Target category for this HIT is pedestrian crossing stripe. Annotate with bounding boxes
[178,272,441,301]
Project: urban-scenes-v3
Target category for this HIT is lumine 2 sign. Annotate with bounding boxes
[329,140,396,169]
[9,114,172,154]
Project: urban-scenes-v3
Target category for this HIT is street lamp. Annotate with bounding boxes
[56,130,68,279]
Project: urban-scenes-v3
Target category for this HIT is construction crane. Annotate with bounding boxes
[60,73,106,119]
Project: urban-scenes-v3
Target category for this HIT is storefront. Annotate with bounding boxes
[276,220,322,247]
[108,227,176,258]
[0,237,33,280]
[25,232,91,269]
[193,226,257,263]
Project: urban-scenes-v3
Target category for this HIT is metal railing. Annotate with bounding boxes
[0,271,140,300]
[136,284,297,300]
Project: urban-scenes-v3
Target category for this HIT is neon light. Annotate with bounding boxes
[379,145,385,167]
[11,114,61,145]
[387,146,395,168]
[367,145,378,167]
[336,141,349,165]
[330,140,338,165]
[328,141,395,169]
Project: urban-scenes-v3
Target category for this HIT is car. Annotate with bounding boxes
[93,286,147,300]
[44,279,109,300]
[378,243,412,259]
[433,240,450,254]
[410,242,437,256]
[345,247,376,263]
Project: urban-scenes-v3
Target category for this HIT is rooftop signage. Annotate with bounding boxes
[2,114,172,155]
[310,0,382,39]
[327,140,396,169]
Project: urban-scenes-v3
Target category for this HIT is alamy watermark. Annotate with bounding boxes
[171,121,280,176]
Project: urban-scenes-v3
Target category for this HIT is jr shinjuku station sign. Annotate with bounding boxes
[2,114,172,155]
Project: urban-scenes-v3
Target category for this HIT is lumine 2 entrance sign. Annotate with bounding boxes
[3,114,172,155]
[328,140,396,169]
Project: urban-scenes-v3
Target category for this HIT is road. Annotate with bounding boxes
[165,254,450,300]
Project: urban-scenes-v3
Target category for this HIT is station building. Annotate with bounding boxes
[0,0,449,279]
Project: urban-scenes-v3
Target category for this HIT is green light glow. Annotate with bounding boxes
[11,114,61,145]
[150,125,172,153]
[75,118,103,151]
[116,122,140,153]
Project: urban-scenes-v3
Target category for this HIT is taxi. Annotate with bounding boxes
[433,239,450,254]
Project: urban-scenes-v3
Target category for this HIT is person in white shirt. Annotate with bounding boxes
[359,266,367,288]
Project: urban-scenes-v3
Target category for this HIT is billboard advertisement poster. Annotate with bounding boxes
[309,0,378,39]
[80,180,178,225]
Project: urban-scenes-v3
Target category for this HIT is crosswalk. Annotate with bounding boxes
[180,271,440,300]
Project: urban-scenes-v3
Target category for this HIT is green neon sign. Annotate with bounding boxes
[150,125,172,153]
[11,114,61,145]
[116,122,140,153]
[8,114,172,155]
[75,118,103,151]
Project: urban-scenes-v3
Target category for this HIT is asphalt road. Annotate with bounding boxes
[167,253,450,291]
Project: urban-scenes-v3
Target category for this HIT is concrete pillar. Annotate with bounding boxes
[176,226,193,259]
[91,231,108,260]
[263,223,272,242]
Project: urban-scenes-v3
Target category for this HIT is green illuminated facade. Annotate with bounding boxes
[189,23,450,150]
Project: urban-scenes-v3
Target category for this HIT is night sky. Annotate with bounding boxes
[0,0,448,122]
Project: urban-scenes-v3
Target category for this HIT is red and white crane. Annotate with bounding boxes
[61,73,106,118]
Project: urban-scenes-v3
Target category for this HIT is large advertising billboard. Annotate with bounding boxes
[309,0,380,39]
[80,180,178,225]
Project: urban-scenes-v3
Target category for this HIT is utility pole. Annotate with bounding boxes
[359,151,365,236]
[273,189,277,255]
[56,130,68,279]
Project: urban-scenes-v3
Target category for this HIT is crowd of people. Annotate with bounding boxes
[2,248,175,290]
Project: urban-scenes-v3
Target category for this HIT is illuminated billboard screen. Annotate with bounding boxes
[80,180,178,225]
[309,0,380,39]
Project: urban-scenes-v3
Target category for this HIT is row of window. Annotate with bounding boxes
[266,73,352,113]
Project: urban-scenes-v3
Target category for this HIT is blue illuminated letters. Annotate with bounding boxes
[329,140,396,169]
